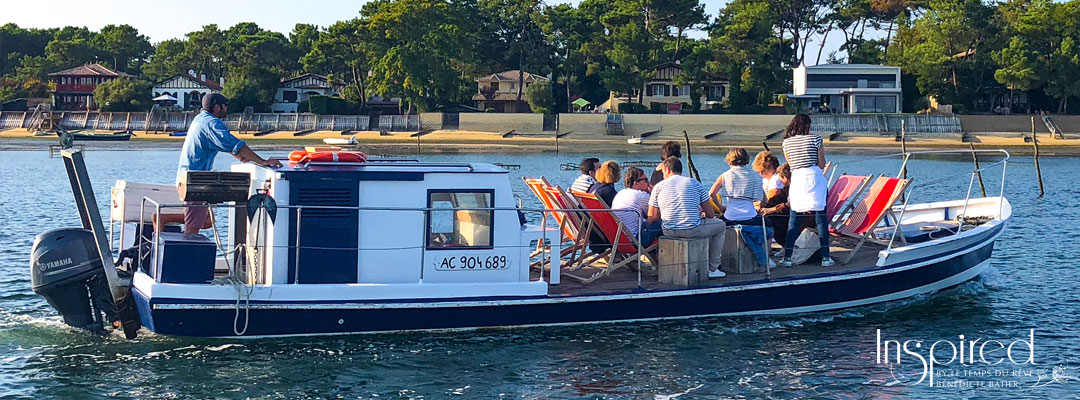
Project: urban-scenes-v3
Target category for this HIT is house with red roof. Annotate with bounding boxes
[48,63,133,111]
[472,70,549,113]
[271,73,345,113]
[152,72,223,110]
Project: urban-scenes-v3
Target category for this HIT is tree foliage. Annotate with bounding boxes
[93,24,152,73]
[2,0,1080,113]
[93,79,152,111]
[524,80,554,114]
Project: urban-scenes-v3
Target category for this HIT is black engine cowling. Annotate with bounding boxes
[30,228,119,334]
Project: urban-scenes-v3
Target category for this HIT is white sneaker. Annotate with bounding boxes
[772,250,785,258]
[820,257,836,267]
[767,259,777,268]
[708,269,727,279]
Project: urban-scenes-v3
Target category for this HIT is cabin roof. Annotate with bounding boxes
[278,161,508,175]
[154,73,223,91]
[48,63,134,78]
[476,70,549,83]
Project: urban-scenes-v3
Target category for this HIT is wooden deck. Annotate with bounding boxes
[534,236,887,296]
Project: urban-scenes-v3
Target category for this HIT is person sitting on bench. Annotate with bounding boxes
[648,157,727,279]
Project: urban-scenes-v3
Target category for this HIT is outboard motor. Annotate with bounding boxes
[30,228,120,334]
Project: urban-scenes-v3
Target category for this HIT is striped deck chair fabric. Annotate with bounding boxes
[826,174,872,228]
[523,176,576,240]
[543,185,606,275]
[834,176,911,263]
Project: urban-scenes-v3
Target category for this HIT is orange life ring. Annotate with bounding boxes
[288,150,367,163]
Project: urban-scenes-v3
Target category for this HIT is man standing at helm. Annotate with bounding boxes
[175,93,280,234]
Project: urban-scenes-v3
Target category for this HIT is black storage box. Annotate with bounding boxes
[154,232,216,283]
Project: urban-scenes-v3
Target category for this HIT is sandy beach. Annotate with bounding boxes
[1,127,1077,156]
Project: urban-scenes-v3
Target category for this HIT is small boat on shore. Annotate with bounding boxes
[322,135,357,146]
[28,149,1011,338]
[58,131,133,141]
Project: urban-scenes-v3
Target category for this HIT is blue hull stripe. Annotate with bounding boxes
[133,239,995,337]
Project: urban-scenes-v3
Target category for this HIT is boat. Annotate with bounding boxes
[627,137,643,144]
[322,135,357,146]
[61,131,133,141]
[28,148,1011,338]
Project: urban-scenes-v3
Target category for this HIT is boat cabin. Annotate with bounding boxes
[111,159,550,305]
[230,161,531,286]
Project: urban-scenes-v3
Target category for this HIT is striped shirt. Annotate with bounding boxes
[783,134,823,170]
[719,165,763,201]
[571,174,597,194]
[649,175,709,230]
[611,188,650,236]
[719,165,763,221]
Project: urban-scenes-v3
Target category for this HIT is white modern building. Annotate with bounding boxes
[152,72,223,110]
[270,73,344,113]
[788,64,901,114]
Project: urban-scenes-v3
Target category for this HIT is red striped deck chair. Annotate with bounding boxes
[572,192,659,284]
[826,174,873,229]
[543,185,604,275]
[523,177,577,265]
[834,176,912,264]
[523,176,576,241]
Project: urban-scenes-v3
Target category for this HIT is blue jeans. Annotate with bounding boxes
[639,219,663,247]
[783,209,830,260]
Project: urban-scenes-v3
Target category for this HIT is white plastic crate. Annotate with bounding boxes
[110,180,181,223]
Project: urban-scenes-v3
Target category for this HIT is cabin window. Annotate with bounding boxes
[426,190,494,249]
[283,90,298,103]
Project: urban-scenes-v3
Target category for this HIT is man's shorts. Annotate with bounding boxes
[184,201,209,231]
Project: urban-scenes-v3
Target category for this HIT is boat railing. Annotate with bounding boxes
[135,198,661,286]
[826,150,1010,250]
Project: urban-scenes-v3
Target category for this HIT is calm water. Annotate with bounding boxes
[0,147,1078,399]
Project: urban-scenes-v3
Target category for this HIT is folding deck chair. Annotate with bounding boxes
[826,174,874,230]
[523,177,577,259]
[572,192,659,284]
[543,185,607,278]
[833,176,912,264]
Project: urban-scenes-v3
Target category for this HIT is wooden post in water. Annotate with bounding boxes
[969,143,987,197]
[900,120,908,180]
[1031,117,1045,197]
[682,130,701,181]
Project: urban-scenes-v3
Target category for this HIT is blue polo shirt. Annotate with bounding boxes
[176,110,245,183]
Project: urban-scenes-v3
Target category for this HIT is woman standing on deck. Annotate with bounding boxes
[779,114,835,267]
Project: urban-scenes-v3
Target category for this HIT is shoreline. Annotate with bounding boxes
[1,129,1077,156]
